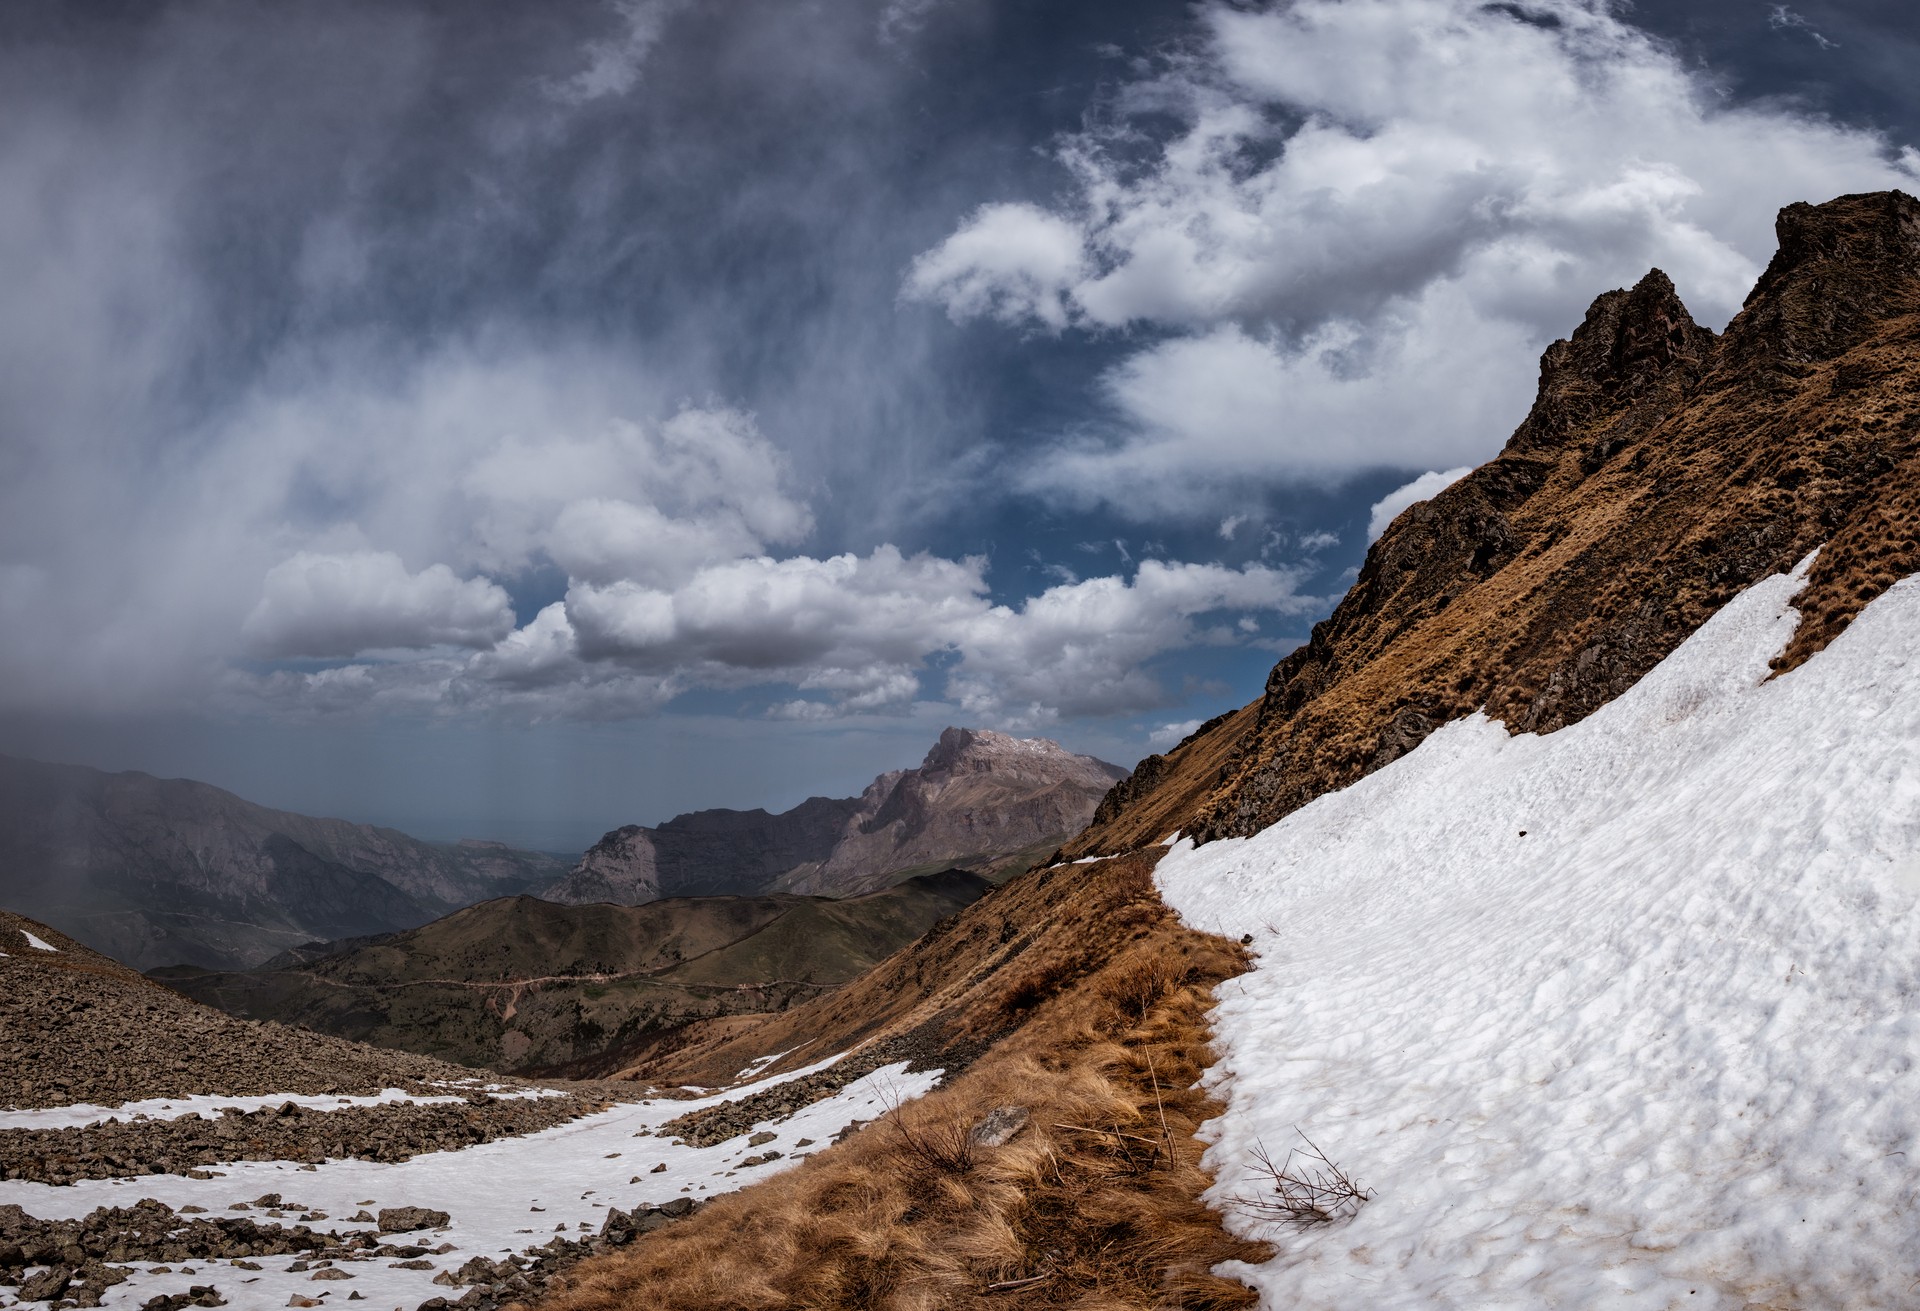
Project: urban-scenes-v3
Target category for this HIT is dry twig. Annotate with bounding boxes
[1235,1131,1371,1229]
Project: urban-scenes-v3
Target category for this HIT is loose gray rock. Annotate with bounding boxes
[969,1105,1030,1148]
[377,1207,449,1234]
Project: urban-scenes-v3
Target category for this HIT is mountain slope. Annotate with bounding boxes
[519,190,1920,1311]
[0,754,570,970]
[544,727,1125,904]
[1067,188,1920,856]
[158,871,992,1073]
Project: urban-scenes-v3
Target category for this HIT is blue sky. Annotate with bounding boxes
[0,0,1915,849]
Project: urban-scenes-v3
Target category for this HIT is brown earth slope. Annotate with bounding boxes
[1066,188,1920,855]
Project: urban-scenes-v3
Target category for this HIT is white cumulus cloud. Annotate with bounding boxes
[908,0,1920,510]
[1368,466,1475,540]
[243,551,515,658]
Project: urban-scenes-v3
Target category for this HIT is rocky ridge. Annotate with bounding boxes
[1066,189,1920,856]
[544,728,1124,905]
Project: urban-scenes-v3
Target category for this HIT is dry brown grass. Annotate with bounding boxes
[525,855,1269,1311]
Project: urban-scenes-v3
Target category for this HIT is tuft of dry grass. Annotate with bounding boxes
[524,854,1270,1311]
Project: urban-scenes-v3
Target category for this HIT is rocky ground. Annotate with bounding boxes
[0,913,525,1110]
[0,908,947,1311]
[0,1194,703,1310]
[0,1094,608,1186]
[0,911,669,1308]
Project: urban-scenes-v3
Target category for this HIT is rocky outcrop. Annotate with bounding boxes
[1069,189,1920,855]
[543,796,861,905]
[0,755,569,970]
[544,728,1124,905]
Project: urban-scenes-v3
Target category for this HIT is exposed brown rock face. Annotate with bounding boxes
[1068,189,1920,855]
[545,728,1124,904]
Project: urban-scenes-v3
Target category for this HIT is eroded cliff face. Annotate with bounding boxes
[544,728,1125,905]
[1069,189,1920,856]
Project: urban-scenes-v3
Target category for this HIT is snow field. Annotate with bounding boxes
[1157,558,1920,1309]
[0,1058,939,1310]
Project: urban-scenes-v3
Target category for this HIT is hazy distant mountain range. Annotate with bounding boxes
[0,727,1123,975]
[542,727,1127,905]
[0,754,569,971]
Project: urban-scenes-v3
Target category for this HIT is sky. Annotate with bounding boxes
[0,0,1915,850]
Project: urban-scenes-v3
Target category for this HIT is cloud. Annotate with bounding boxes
[550,0,693,104]
[1148,718,1202,750]
[904,203,1088,330]
[944,558,1313,723]
[1768,6,1837,50]
[243,551,515,658]
[908,0,1920,510]
[1367,466,1474,540]
[439,551,1311,724]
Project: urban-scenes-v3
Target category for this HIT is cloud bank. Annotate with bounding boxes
[907,0,1920,511]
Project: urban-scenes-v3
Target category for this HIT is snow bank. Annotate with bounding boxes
[19,931,55,952]
[1157,559,1920,1309]
[0,1059,939,1310]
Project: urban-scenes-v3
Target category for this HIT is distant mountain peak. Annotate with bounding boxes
[543,726,1126,906]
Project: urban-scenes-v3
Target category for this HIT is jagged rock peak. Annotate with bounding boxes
[1510,268,1715,451]
[1725,189,1920,367]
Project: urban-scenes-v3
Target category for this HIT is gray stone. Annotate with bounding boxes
[969,1105,1030,1148]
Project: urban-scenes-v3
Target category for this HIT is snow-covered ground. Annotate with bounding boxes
[0,1058,938,1310]
[1158,558,1920,1309]
[0,1084,562,1133]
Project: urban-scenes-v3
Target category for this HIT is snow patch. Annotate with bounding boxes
[20,930,56,952]
[0,1059,940,1310]
[1158,558,1920,1308]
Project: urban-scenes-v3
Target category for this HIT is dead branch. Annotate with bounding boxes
[1233,1130,1371,1229]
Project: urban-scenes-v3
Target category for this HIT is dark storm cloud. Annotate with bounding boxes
[0,0,1310,727]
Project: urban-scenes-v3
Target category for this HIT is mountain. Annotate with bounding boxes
[513,191,1920,1309]
[542,727,1126,905]
[1067,188,1920,857]
[0,753,570,971]
[156,870,992,1074]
